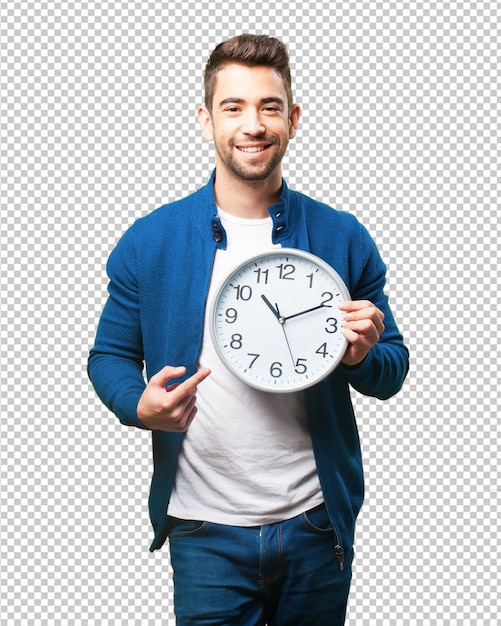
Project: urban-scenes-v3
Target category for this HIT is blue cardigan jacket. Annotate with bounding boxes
[88,172,409,558]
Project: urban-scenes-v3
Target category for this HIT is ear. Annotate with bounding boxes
[197,105,214,142]
[288,104,301,140]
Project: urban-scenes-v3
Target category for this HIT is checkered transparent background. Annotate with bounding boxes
[1,1,499,624]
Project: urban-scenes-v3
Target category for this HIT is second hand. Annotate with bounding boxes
[275,301,296,367]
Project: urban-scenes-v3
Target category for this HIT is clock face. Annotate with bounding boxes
[209,248,350,392]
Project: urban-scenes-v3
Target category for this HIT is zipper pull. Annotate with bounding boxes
[335,544,345,571]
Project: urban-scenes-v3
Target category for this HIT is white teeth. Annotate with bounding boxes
[239,146,265,153]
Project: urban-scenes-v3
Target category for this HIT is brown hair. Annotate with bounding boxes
[204,34,293,113]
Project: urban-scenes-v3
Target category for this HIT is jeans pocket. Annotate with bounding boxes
[168,517,208,538]
[301,503,334,534]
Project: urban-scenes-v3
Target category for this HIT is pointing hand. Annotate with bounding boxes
[137,366,211,432]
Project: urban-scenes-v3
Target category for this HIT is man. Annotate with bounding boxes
[88,34,408,626]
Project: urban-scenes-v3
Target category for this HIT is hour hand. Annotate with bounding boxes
[261,295,280,321]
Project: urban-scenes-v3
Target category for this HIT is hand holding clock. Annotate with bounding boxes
[262,292,385,368]
[339,300,385,367]
[210,249,388,391]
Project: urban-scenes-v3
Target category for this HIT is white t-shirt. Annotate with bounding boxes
[167,209,323,525]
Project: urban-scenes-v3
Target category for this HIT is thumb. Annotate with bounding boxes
[151,365,186,388]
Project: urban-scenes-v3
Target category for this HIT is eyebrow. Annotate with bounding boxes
[218,97,285,108]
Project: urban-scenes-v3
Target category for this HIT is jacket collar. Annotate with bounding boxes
[202,169,298,249]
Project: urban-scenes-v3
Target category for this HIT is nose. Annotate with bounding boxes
[241,110,266,136]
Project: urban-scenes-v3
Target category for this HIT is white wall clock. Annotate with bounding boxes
[210,248,350,392]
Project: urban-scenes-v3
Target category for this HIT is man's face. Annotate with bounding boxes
[198,64,300,183]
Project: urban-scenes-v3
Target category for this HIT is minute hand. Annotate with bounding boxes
[283,303,328,321]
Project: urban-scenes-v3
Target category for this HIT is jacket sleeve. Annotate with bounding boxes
[87,227,148,429]
[340,222,409,400]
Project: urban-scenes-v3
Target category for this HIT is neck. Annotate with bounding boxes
[213,168,282,219]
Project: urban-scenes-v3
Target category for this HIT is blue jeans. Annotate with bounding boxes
[168,504,352,625]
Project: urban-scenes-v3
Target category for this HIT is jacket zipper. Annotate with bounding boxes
[326,508,345,571]
[335,543,345,571]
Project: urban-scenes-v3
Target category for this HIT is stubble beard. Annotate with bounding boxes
[217,138,289,182]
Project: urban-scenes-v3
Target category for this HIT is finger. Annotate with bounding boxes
[166,367,211,402]
[343,318,378,337]
[174,393,198,421]
[173,394,203,432]
[340,300,383,315]
[153,366,211,391]
[342,326,360,342]
[343,321,385,349]
[178,402,199,432]
[339,300,384,318]
[339,300,371,311]
[166,382,182,392]
[188,367,212,386]
[345,313,385,332]
[151,365,187,387]
[341,303,384,324]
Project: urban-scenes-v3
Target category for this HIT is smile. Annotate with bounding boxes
[237,145,270,153]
